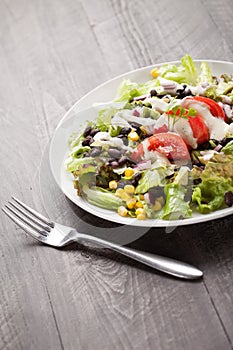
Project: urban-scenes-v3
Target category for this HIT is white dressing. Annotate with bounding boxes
[92,131,131,150]
[173,118,198,149]
[145,98,169,113]
[115,109,156,126]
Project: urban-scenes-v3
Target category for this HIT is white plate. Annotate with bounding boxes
[49,60,233,227]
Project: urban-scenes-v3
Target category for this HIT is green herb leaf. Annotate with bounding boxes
[187,107,197,117]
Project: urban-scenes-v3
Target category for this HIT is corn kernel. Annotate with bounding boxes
[163,97,170,103]
[115,188,124,198]
[153,200,162,211]
[124,168,134,177]
[126,198,137,209]
[135,208,146,216]
[121,191,131,201]
[109,180,118,189]
[118,206,128,217]
[151,67,159,78]
[137,213,146,220]
[124,184,135,194]
[135,201,143,209]
[128,131,139,142]
[139,194,144,200]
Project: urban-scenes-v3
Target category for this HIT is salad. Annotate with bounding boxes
[66,55,233,221]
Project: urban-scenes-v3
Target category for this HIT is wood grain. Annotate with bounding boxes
[1,0,233,349]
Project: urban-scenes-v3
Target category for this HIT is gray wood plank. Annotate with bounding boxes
[1,0,233,349]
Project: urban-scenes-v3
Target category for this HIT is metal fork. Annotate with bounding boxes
[2,197,203,279]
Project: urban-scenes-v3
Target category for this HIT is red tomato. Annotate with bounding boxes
[167,108,209,145]
[130,132,190,163]
[190,96,226,121]
[188,114,209,145]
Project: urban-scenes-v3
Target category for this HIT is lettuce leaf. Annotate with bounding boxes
[66,157,95,173]
[135,167,172,194]
[115,79,158,102]
[192,153,233,213]
[82,186,123,210]
[161,183,192,220]
[222,140,233,155]
[159,54,198,85]
[96,107,118,131]
[198,62,214,84]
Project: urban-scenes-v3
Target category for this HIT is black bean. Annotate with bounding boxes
[111,161,119,169]
[176,85,193,98]
[82,135,94,146]
[117,180,132,188]
[96,177,108,188]
[194,178,202,185]
[224,191,233,207]
[220,137,233,147]
[120,127,132,135]
[82,139,90,146]
[134,173,142,182]
[130,122,141,130]
[90,128,100,137]
[157,93,167,99]
[108,148,121,159]
[118,136,128,145]
[118,156,128,167]
[198,141,211,150]
[83,126,92,137]
[90,147,102,157]
[117,181,125,189]
[134,95,147,101]
[176,86,185,94]
[150,89,157,97]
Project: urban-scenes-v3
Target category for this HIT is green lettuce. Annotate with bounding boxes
[82,186,123,210]
[159,54,198,85]
[161,183,192,220]
[198,62,214,84]
[192,153,233,213]
[96,107,118,131]
[135,167,172,194]
[66,157,95,173]
[115,79,159,102]
[222,140,233,155]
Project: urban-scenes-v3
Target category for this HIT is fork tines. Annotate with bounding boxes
[2,197,54,239]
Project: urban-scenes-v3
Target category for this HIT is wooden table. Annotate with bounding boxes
[1,1,233,349]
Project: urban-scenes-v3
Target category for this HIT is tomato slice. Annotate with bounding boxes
[167,108,209,145]
[190,96,226,121]
[130,132,190,163]
[188,113,209,145]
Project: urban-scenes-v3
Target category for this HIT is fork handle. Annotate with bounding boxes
[76,233,203,279]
